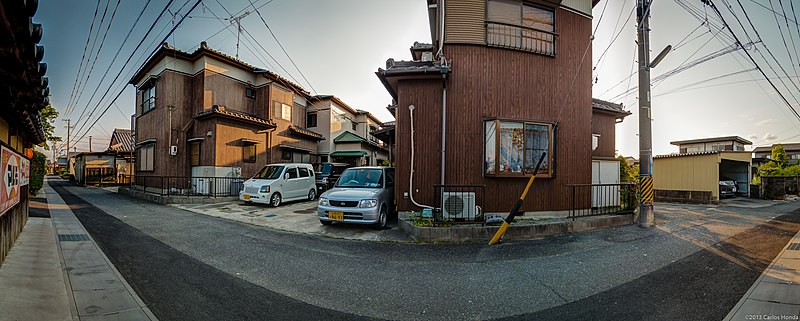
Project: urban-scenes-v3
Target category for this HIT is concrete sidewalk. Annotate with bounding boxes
[0,178,157,321]
[725,231,800,320]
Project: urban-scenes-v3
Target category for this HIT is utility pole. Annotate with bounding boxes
[63,119,71,157]
[88,136,92,152]
[637,0,655,228]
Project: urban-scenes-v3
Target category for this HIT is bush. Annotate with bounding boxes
[29,151,46,195]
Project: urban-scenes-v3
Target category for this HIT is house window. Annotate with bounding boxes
[484,119,553,177]
[243,142,256,163]
[352,122,357,131]
[486,0,556,56]
[139,143,155,171]
[190,141,201,166]
[281,103,292,121]
[592,134,600,151]
[282,149,292,160]
[245,87,256,99]
[307,112,318,128]
[139,82,156,114]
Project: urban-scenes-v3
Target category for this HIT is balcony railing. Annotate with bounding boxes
[486,21,557,56]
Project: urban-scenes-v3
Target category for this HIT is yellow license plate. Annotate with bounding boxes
[328,211,344,221]
[243,194,251,200]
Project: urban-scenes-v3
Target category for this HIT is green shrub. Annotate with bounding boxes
[29,151,46,195]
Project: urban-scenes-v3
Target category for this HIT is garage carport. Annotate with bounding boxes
[653,151,751,204]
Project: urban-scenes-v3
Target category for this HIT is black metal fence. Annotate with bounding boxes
[567,183,637,220]
[123,175,244,197]
[434,185,486,223]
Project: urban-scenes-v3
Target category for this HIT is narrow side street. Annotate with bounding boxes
[45,179,800,321]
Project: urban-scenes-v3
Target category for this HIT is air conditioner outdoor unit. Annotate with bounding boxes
[442,192,476,221]
[169,145,178,156]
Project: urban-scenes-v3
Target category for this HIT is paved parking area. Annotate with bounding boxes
[171,199,413,242]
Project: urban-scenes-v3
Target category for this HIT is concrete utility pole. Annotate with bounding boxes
[637,0,655,228]
[88,136,92,152]
[63,119,71,157]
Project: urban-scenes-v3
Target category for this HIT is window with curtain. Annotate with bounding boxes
[484,119,553,177]
[486,0,556,56]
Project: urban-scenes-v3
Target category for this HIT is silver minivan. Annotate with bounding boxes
[240,163,317,207]
[317,167,395,229]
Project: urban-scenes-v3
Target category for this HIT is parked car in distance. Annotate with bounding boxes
[719,178,737,198]
[240,163,317,207]
[317,167,394,229]
[315,162,350,192]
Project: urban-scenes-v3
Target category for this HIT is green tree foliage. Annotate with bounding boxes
[29,151,46,195]
[38,103,60,150]
[618,156,639,182]
[758,144,791,177]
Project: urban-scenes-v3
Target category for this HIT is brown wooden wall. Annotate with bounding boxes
[592,111,617,158]
[394,8,592,213]
[214,118,269,178]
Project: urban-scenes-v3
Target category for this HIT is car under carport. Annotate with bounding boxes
[653,151,751,204]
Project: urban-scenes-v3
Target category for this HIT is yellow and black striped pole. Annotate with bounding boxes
[488,152,547,245]
[639,176,654,206]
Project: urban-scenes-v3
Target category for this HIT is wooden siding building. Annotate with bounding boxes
[129,42,323,181]
[0,0,49,263]
[377,0,599,213]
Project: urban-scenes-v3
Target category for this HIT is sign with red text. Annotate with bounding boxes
[1,146,21,217]
[20,156,29,186]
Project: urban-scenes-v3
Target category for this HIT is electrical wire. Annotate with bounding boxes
[65,0,102,114]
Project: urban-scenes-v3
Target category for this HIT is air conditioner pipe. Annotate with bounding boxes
[408,104,433,209]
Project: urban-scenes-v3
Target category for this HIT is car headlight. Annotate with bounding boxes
[319,197,329,206]
[260,185,270,193]
[358,199,378,208]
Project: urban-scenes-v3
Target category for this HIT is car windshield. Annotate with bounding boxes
[720,181,736,186]
[253,165,284,180]
[335,168,383,188]
[319,163,333,174]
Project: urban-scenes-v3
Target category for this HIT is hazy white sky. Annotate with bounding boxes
[38,0,800,158]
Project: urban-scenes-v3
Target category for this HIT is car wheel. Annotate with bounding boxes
[374,206,388,230]
[320,220,332,225]
[308,189,316,201]
[271,193,282,207]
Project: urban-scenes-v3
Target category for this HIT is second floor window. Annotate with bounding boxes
[307,112,317,128]
[245,87,256,99]
[487,0,556,56]
[281,103,292,121]
[139,83,156,114]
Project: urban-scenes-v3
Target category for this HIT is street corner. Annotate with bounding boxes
[171,199,413,242]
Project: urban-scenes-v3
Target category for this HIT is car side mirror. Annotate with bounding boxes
[284,173,290,180]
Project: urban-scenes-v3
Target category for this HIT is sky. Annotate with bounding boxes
[36,0,800,159]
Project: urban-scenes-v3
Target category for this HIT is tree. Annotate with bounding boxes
[38,102,60,150]
[29,151,46,195]
[772,144,788,168]
[618,156,638,182]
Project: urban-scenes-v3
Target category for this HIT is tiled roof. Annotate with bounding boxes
[753,143,800,153]
[670,136,753,146]
[289,125,325,141]
[108,129,134,153]
[195,105,275,128]
[592,98,631,117]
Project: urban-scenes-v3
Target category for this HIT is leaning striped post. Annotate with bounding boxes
[488,152,547,245]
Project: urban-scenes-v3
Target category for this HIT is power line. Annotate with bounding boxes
[769,0,799,78]
[65,0,101,114]
[704,0,800,122]
[70,0,113,114]
[246,0,318,95]
[72,0,204,145]
[71,0,180,142]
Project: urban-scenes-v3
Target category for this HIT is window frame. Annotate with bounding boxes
[138,143,155,172]
[245,87,256,99]
[281,103,292,121]
[485,0,557,56]
[138,80,157,115]
[483,118,554,178]
[306,112,318,128]
[242,142,257,163]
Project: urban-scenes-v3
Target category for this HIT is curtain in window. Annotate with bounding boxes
[499,122,524,173]
[485,121,497,175]
[524,124,548,174]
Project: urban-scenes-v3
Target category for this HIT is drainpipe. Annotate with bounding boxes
[440,77,446,188]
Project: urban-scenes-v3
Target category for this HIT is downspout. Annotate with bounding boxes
[440,77,446,188]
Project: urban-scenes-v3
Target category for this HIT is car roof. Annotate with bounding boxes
[265,163,312,167]
[345,166,394,170]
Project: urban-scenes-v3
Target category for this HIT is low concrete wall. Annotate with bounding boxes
[118,187,239,205]
[397,214,634,243]
[655,189,717,205]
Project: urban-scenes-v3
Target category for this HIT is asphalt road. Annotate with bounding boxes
[49,180,800,321]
